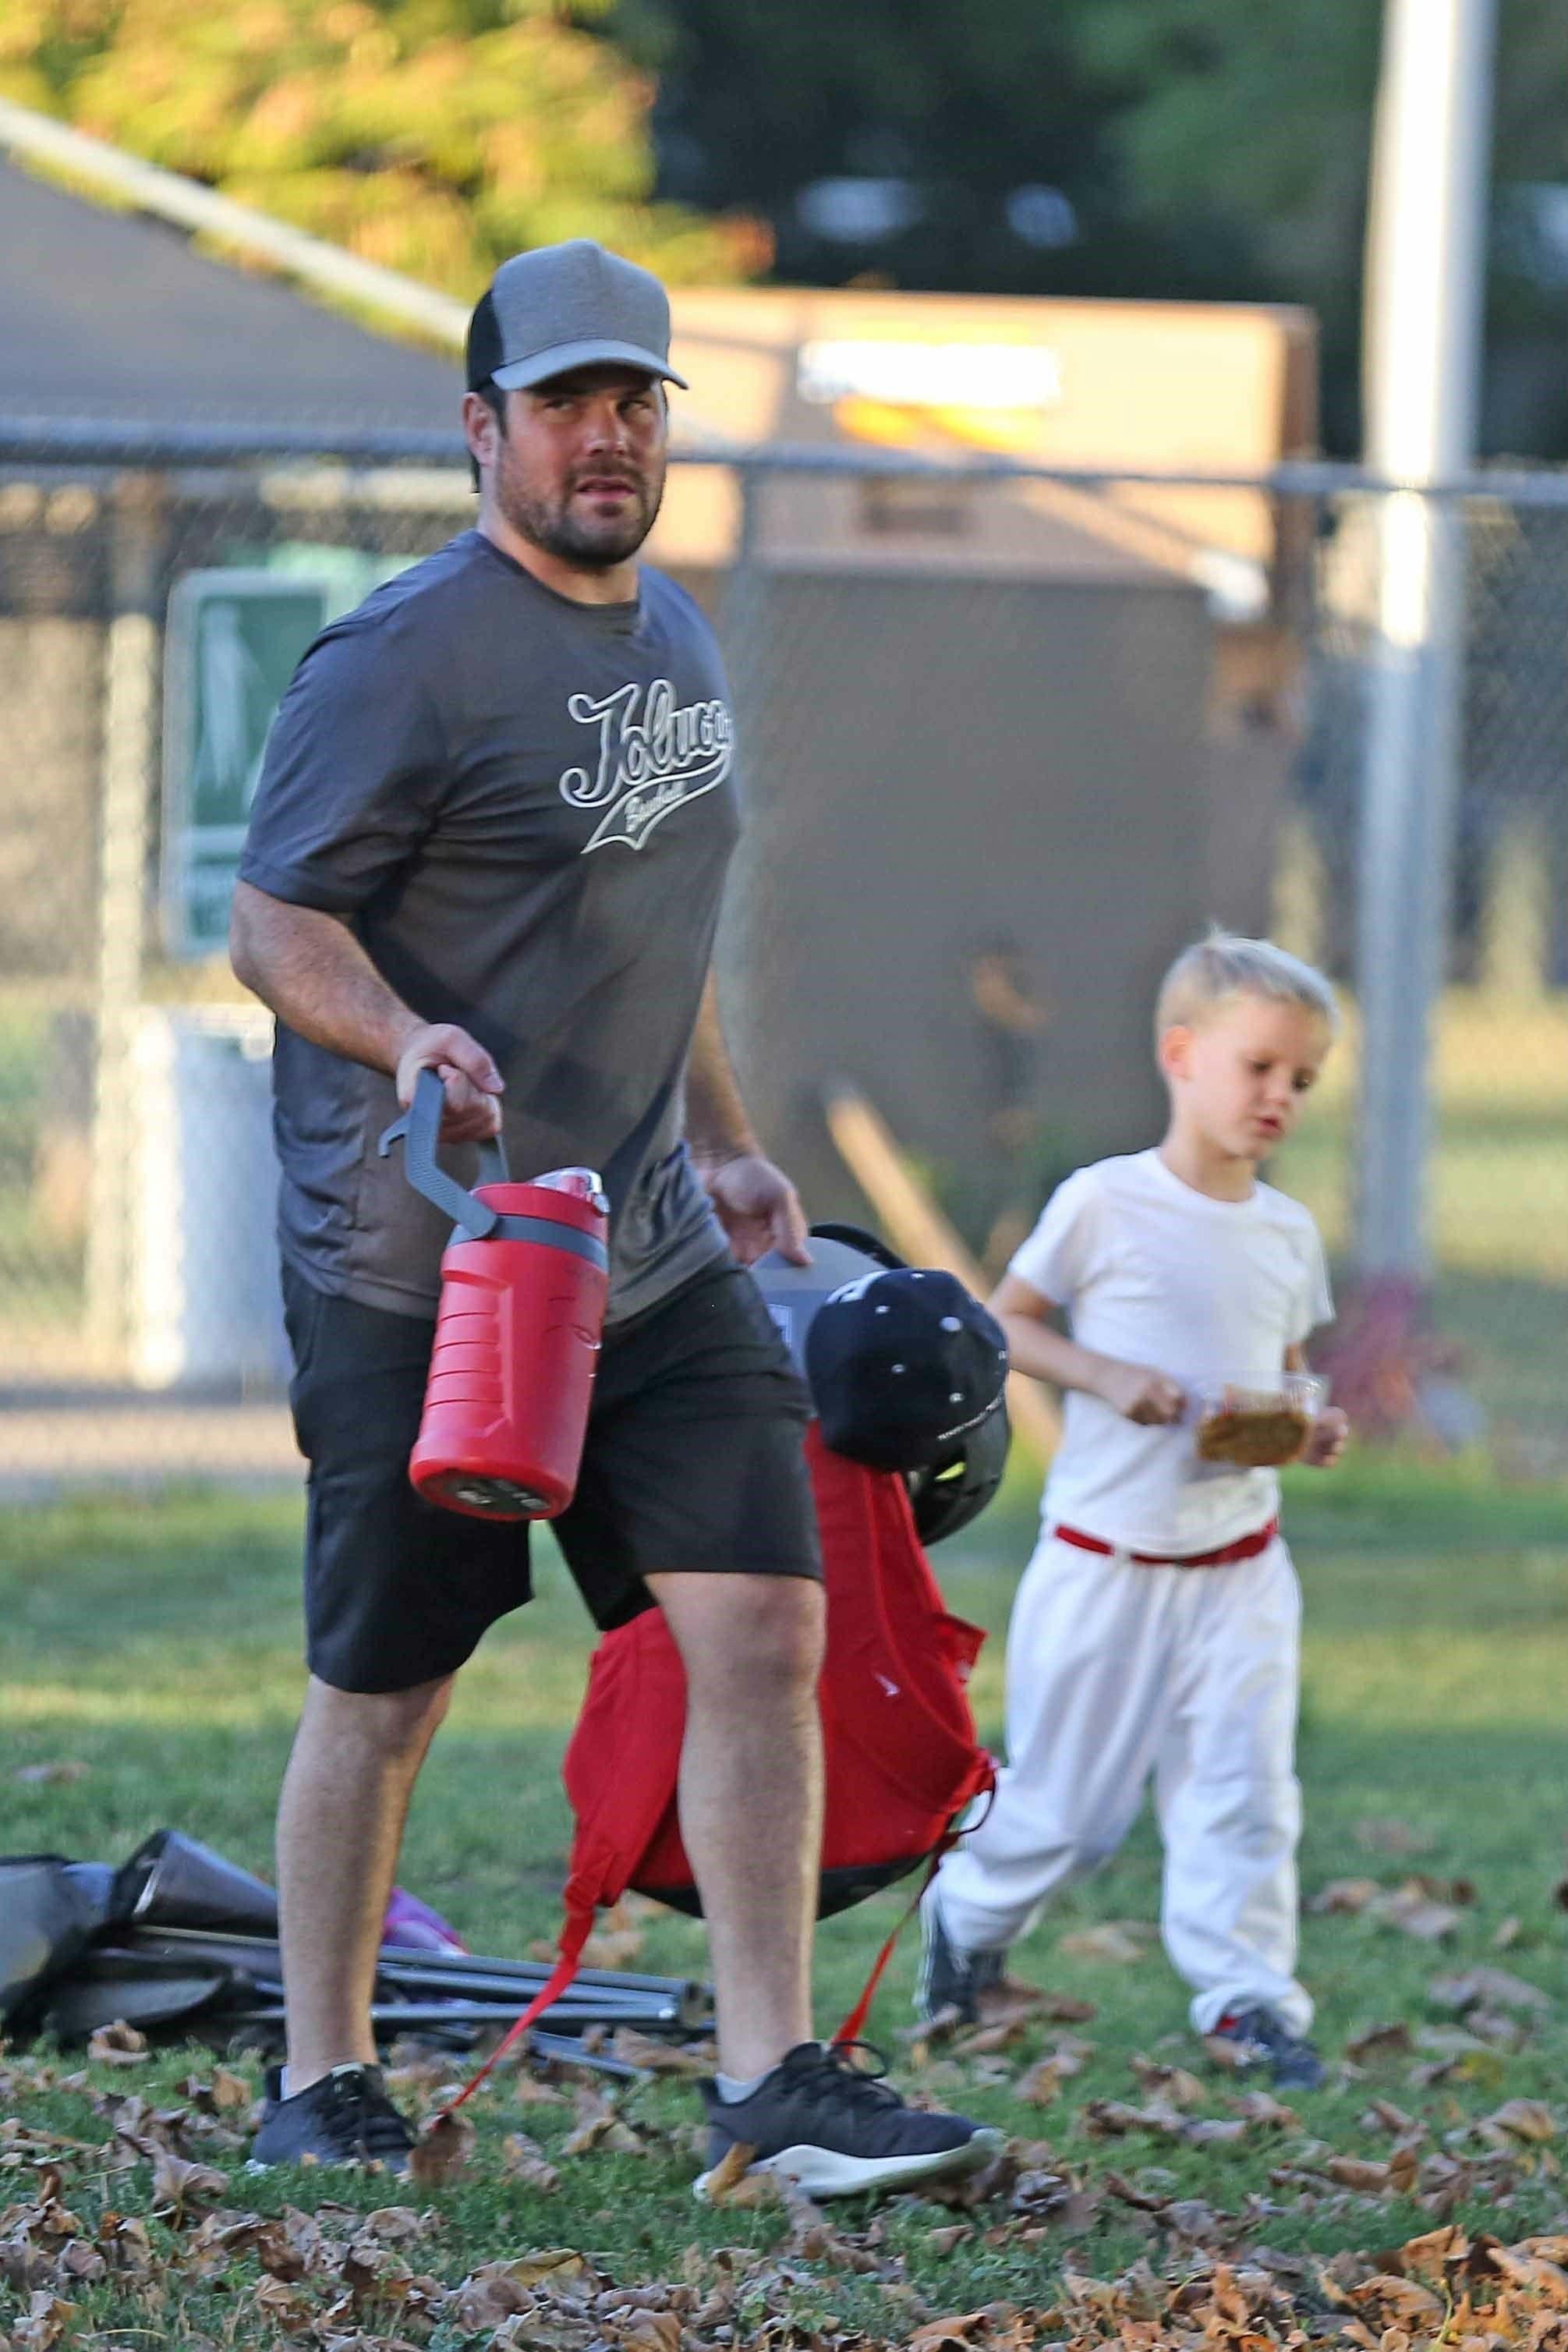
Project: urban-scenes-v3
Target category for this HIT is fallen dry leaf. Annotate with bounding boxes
[338,2230,416,2299]
[11,2291,78,2350]
[1082,2099,1185,2141]
[1231,2088,1300,2129]
[698,2139,758,2204]
[916,2139,1018,2210]
[561,2109,645,2158]
[1057,1923,1146,1964]
[408,2110,473,2184]
[444,2249,594,2330]
[1183,2116,1249,2148]
[1013,2056,1064,2106]
[95,2213,154,2277]
[1326,2154,1396,2191]
[1465,2004,1532,2049]
[1429,1964,1554,2015]
[510,2070,570,2107]
[615,1890,669,1922]
[1129,2054,1207,2108]
[606,2028,708,2075]
[1346,2020,1414,2063]
[704,2163,781,2211]
[1317,2141,1420,2198]
[1415,2022,1493,2057]
[12,1760,89,1785]
[177,2067,252,2113]
[1373,1883,1464,1940]
[1488,2243,1568,2296]
[947,2016,1028,2059]
[52,2239,106,2286]
[1387,2221,1471,2283]
[501,2133,561,2192]
[1354,1815,1435,1857]
[1360,2095,1418,2135]
[1311,1876,1384,1914]
[611,2308,683,2352]
[1350,2271,1448,2325]
[897,2001,965,2055]
[148,2148,228,2216]
[907,2309,997,2349]
[86,2023,150,2067]
[362,2206,432,2244]
[1483,2097,1557,2143]
[1492,1913,1524,1950]
[975,1974,1096,2027]
[579,1900,646,1971]
[505,2248,593,2289]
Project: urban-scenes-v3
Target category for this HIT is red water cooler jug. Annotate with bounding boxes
[379,1069,609,1521]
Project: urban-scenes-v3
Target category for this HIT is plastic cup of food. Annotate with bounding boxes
[1193,1374,1327,1466]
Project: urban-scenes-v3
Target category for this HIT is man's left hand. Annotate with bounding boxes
[1300,1407,1350,1468]
[703,1153,811,1267]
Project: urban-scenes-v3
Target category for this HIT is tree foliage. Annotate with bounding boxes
[622,0,1566,449]
[0,0,768,293]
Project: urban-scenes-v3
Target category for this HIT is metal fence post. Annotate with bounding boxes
[1353,491,1468,1278]
[1353,0,1496,1280]
[85,471,165,1364]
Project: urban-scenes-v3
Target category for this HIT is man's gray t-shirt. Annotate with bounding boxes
[239,529,738,1324]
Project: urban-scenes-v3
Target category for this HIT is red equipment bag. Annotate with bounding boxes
[443,1426,993,2107]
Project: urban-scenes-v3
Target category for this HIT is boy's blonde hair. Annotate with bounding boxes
[1155,930,1339,1042]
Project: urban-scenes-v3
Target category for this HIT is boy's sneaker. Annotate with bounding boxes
[915,1886,1006,2025]
[695,2041,1002,2201]
[250,2063,415,2173]
[1209,2007,1326,2092]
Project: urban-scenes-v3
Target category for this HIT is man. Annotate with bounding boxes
[232,239,994,2198]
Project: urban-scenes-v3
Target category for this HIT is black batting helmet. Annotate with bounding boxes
[750,1223,1010,1545]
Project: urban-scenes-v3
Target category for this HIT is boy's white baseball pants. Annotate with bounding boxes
[933,1526,1311,2037]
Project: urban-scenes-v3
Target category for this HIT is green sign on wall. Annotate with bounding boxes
[161,571,331,958]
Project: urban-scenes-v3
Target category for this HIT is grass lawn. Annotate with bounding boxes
[2,1453,1565,2346]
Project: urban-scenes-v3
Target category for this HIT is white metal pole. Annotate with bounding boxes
[86,476,164,1366]
[1354,0,1496,1279]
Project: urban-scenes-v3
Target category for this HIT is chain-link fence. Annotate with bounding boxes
[1,427,1563,1489]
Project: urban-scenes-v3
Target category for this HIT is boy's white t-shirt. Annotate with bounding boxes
[1010,1148,1333,1554]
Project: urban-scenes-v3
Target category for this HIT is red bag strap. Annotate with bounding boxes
[430,1883,595,2124]
[830,1836,958,2049]
[830,1755,996,2049]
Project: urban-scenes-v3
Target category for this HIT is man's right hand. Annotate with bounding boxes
[1095,1358,1186,1426]
[394,1023,504,1142]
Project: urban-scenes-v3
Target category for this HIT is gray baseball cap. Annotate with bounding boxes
[465,239,688,395]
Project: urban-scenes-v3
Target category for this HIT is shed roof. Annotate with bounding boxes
[0,154,463,435]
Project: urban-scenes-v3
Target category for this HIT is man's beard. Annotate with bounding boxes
[499,462,664,569]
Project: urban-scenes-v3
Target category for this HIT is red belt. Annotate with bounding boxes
[1053,1516,1280,1570]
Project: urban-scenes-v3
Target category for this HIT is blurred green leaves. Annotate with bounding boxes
[0,0,769,292]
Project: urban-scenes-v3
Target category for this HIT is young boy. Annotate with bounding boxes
[919,933,1349,2088]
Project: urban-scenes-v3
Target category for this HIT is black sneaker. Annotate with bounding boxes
[915,1886,1006,2025]
[695,2040,1002,2201]
[250,2063,416,2172]
[1209,2007,1326,2092]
